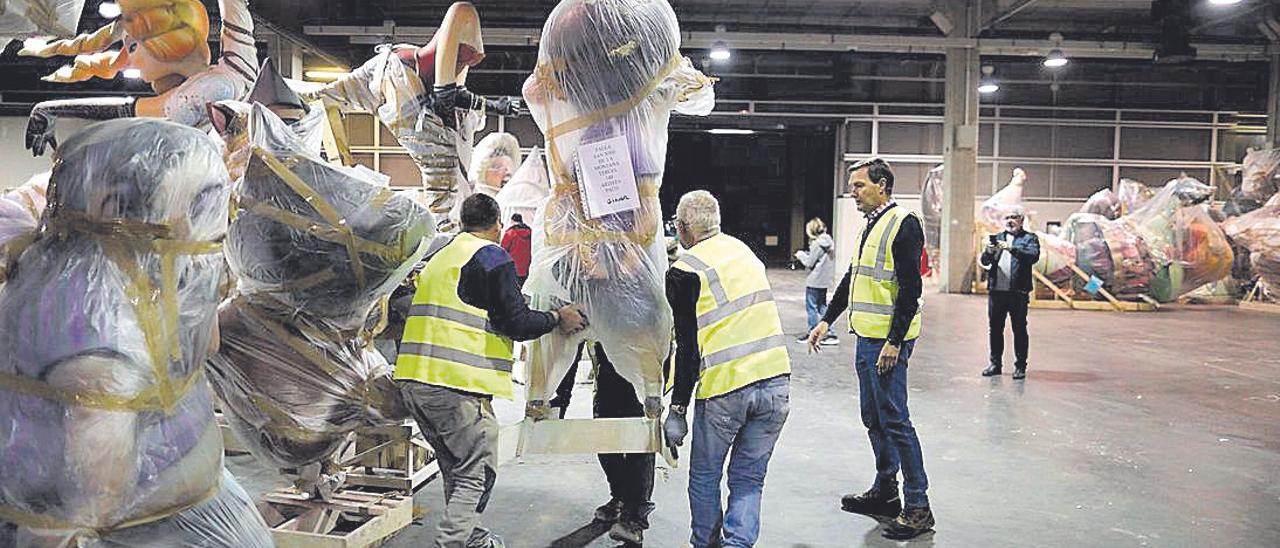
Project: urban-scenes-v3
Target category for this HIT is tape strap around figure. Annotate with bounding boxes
[0,469,222,537]
[251,147,371,289]
[3,211,225,414]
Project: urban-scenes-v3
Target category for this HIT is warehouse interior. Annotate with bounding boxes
[0,0,1277,547]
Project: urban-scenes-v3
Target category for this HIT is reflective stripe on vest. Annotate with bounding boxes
[395,232,515,398]
[849,206,923,341]
[673,234,791,400]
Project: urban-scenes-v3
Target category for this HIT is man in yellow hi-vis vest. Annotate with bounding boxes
[396,194,585,548]
[663,190,791,548]
[808,158,933,540]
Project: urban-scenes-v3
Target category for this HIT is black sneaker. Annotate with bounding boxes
[840,481,901,518]
[795,334,810,344]
[465,528,504,548]
[820,336,840,347]
[608,519,644,545]
[608,503,652,546]
[1013,368,1026,380]
[882,507,935,540]
[593,498,623,523]
[982,364,1002,377]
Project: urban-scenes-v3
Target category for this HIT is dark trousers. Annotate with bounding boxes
[551,343,656,514]
[988,290,1029,369]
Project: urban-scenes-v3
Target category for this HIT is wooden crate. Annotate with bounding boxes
[1028,267,1158,312]
[341,420,439,493]
[258,487,413,548]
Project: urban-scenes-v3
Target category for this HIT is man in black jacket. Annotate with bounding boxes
[979,207,1040,380]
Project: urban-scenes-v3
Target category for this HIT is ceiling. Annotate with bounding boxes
[0,0,1275,113]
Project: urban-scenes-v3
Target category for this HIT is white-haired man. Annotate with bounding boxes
[663,190,792,548]
[979,207,1040,379]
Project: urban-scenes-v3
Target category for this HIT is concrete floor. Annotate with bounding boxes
[231,269,1280,547]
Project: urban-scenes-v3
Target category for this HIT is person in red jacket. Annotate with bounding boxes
[501,213,533,288]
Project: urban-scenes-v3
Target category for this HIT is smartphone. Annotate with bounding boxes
[988,234,999,245]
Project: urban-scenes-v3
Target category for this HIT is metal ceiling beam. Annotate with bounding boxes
[255,15,350,68]
[305,25,1274,61]
[982,0,1042,31]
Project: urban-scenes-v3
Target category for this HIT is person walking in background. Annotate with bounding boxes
[808,158,933,541]
[980,207,1040,380]
[501,213,532,289]
[795,217,838,346]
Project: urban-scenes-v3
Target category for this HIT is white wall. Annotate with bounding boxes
[0,116,92,190]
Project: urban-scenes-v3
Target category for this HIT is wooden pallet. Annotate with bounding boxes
[258,487,413,548]
[341,420,439,493]
[1028,267,1158,312]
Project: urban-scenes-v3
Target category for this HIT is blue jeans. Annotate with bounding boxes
[689,376,790,548]
[855,337,929,509]
[805,287,829,331]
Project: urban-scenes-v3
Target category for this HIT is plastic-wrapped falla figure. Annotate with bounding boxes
[470,132,522,199]
[496,147,551,231]
[21,0,257,154]
[520,0,714,421]
[209,58,327,183]
[0,0,85,43]
[206,104,434,496]
[0,118,271,546]
[308,2,521,232]
[1223,193,1280,298]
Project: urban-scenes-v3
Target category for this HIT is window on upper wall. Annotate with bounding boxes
[878,122,944,155]
[845,121,872,154]
[1119,127,1211,161]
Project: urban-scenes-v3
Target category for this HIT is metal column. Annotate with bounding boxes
[1268,53,1280,148]
[940,46,980,294]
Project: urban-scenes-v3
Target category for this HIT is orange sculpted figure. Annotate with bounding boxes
[22,0,257,155]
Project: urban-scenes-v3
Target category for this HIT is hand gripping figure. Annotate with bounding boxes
[519,0,714,426]
[309,2,521,232]
[0,118,271,547]
[21,0,259,154]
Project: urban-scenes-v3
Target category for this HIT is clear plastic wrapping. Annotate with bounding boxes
[1223,193,1280,294]
[1125,177,1232,301]
[0,172,48,273]
[920,165,943,269]
[496,146,551,230]
[209,104,431,473]
[469,132,522,198]
[1117,178,1154,215]
[1239,147,1280,203]
[314,44,483,231]
[520,0,714,408]
[1080,188,1120,219]
[225,104,435,331]
[979,168,1026,232]
[1065,213,1157,296]
[0,0,85,41]
[211,98,326,183]
[1032,230,1076,285]
[0,118,269,545]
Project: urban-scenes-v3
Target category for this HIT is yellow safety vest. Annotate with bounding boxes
[395,232,515,399]
[672,233,791,400]
[850,206,923,341]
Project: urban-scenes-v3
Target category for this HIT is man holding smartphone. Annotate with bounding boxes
[979,207,1041,380]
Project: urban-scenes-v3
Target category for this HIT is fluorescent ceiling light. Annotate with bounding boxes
[1208,0,1241,5]
[1043,49,1068,68]
[122,68,142,79]
[98,2,121,18]
[977,82,999,94]
[707,128,755,135]
[304,69,350,81]
[709,41,731,61]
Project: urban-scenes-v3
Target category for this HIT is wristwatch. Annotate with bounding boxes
[669,404,687,416]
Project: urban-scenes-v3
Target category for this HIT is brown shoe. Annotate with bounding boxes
[882,507,935,540]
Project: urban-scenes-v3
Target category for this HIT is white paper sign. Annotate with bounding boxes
[577,134,640,219]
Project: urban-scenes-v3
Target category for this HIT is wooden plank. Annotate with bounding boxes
[1030,299,1156,312]
[1031,269,1073,304]
[266,490,413,548]
[1240,301,1280,314]
[517,417,660,456]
